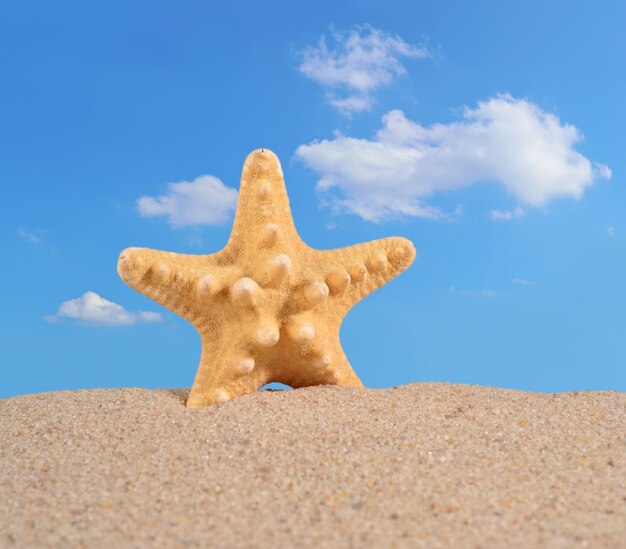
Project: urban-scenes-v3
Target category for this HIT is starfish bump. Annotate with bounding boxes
[118,149,416,407]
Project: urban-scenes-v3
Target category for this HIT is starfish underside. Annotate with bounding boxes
[118,149,415,407]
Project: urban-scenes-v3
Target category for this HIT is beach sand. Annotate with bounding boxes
[1,383,624,548]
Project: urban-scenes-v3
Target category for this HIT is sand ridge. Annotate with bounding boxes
[1,383,624,547]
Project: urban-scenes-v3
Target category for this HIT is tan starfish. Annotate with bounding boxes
[118,149,415,407]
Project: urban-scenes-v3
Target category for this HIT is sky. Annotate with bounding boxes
[1,0,625,398]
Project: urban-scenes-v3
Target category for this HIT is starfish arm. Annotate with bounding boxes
[228,149,301,252]
[117,246,232,324]
[315,236,416,313]
[187,333,272,407]
[278,340,364,389]
[268,316,365,389]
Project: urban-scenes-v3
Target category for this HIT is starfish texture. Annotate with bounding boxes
[118,149,415,407]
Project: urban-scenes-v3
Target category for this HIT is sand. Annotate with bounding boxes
[1,383,624,548]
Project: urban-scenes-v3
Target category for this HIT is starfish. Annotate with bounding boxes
[118,149,415,407]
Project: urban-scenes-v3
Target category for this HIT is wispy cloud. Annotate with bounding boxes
[298,25,430,114]
[137,175,237,227]
[607,226,615,237]
[296,95,611,222]
[490,206,525,221]
[512,277,536,286]
[17,227,47,245]
[45,291,163,326]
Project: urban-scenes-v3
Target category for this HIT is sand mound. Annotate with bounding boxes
[1,383,624,547]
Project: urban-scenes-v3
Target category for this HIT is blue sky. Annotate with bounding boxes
[2,0,625,398]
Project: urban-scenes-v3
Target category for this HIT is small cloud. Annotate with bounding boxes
[512,277,536,286]
[45,291,163,326]
[607,226,615,237]
[449,286,497,298]
[490,206,525,221]
[17,227,47,245]
[136,311,163,322]
[596,163,612,179]
[328,95,373,113]
[297,95,611,222]
[478,289,497,298]
[137,175,238,227]
[298,24,430,114]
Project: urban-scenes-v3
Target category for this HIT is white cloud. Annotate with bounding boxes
[329,95,373,113]
[296,95,612,222]
[45,291,163,326]
[490,206,525,221]
[298,25,430,113]
[17,227,46,244]
[607,226,615,237]
[137,175,238,227]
